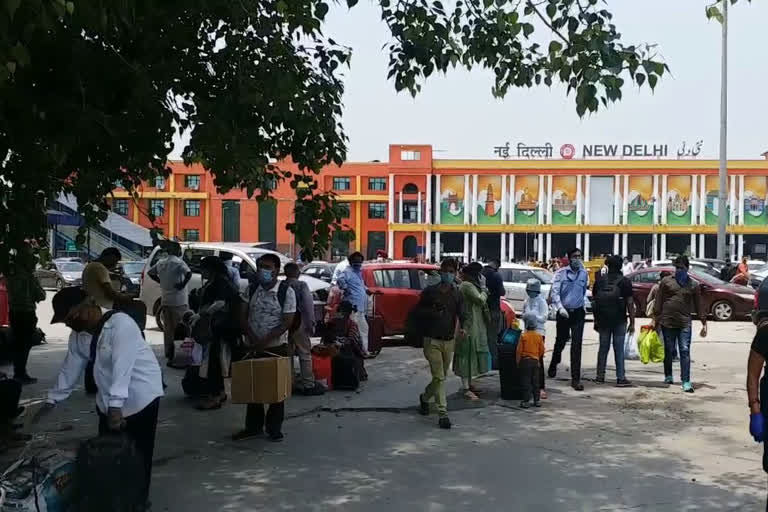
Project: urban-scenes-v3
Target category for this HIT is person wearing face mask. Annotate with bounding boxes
[414,259,465,429]
[548,248,589,391]
[653,255,707,393]
[336,252,373,356]
[521,278,549,399]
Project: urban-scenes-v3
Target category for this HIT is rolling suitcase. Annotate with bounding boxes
[366,295,384,356]
[498,343,524,400]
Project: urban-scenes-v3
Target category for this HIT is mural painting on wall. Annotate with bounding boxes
[476,176,502,224]
[439,175,465,225]
[666,176,692,225]
[514,176,539,225]
[744,177,768,226]
[628,176,655,226]
[705,175,729,225]
[551,176,577,225]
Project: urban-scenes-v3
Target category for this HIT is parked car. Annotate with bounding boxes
[750,264,768,289]
[627,266,755,321]
[35,259,84,290]
[139,242,291,329]
[300,261,337,283]
[652,259,720,278]
[116,260,146,297]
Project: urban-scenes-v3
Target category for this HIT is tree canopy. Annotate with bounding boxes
[0,0,676,269]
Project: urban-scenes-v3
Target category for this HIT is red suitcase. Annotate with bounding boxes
[366,295,384,357]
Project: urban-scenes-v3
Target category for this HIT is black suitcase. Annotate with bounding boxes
[498,343,524,401]
[75,434,147,512]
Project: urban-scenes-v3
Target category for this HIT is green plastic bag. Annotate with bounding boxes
[638,326,665,364]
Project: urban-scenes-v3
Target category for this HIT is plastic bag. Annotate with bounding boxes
[624,332,639,360]
[1,449,76,511]
[638,326,665,364]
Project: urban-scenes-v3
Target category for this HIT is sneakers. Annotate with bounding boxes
[594,376,605,384]
[682,381,694,393]
[664,376,674,385]
[418,394,430,416]
[616,379,633,388]
[571,381,584,391]
[520,401,531,409]
[231,429,263,442]
[267,431,285,442]
[547,366,557,379]
[438,417,452,429]
[533,401,542,408]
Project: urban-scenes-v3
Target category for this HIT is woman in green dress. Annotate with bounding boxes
[455,262,491,400]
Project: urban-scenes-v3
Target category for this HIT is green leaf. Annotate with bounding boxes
[65,1,74,14]
[5,0,21,19]
[635,72,645,87]
[548,40,562,55]
[546,3,557,18]
[648,73,658,90]
[9,43,30,67]
[316,2,329,18]
[706,5,724,23]
[347,0,359,6]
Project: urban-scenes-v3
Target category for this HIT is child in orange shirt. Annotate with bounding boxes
[516,321,546,408]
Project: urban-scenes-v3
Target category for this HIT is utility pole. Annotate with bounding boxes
[716,0,729,260]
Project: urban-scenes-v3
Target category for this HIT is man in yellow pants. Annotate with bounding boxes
[416,259,465,429]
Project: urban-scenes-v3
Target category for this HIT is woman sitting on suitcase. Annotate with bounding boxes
[321,301,368,385]
[66,302,164,508]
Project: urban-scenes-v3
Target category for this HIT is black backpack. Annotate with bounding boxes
[593,273,624,319]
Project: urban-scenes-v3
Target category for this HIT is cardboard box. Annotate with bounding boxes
[231,355,292,404]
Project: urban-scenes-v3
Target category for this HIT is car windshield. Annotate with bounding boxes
[690,270,726,286]
[531,269,553,284]
[57,262,84,272]
[122,262,145,274]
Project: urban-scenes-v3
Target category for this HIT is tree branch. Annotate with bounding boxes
[525,1,570,46]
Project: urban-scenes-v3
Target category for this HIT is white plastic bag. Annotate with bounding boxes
[624,332,639,360]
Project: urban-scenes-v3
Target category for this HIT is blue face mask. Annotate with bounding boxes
[257,269,273,285]
[351,263,362,272]
[570,259,583,271]
[440,272,454,284]
[675,269,689,286]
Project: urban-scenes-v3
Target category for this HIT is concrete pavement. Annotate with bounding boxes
[9,293,767,510]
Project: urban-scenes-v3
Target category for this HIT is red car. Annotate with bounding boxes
[326,262,516,338]
[627,266,755,321]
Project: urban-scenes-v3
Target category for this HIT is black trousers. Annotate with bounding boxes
[245,344,288,435]
[549,307,586,382]
[519,357,541,402]
[205,339,226,395]
[8,310,37,378]
[98,398,160,503]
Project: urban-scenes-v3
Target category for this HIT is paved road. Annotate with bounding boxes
[11,294,767,511]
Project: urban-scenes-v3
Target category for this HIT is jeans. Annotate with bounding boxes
[597,323,627,381]
[661,325,692,383]
[519,357,541,403]
[550,307,586,382]
[422,337,455,417]
[487,309,502,370]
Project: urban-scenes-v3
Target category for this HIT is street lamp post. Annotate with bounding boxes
[716,0,729,260]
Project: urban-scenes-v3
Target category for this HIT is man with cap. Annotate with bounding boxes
[747,280,768,507]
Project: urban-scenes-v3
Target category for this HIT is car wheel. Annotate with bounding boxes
[711,300,734,321]
[55,279,63,291]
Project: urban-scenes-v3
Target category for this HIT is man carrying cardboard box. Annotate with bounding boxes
[233,253,296,442]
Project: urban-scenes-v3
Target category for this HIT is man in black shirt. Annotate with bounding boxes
[416,259,465,429]
[482,259,505,370]
[592,255,635,387]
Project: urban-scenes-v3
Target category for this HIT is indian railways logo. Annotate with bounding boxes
[560,144,575,160]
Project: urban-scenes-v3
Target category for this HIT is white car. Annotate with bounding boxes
[497,264,554,311]
[747,260,766,272]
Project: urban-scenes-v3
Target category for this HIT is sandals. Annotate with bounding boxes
[463,390,480,401]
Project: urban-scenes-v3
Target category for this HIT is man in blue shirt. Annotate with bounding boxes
[547,247,589,391]
[337,252,371,355]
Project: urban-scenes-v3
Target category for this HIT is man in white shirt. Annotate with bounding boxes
[622,257,635,276]
[233,253,295,443]
[148,242,192,363]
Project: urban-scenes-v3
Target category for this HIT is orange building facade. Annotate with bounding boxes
[109,144,768,262]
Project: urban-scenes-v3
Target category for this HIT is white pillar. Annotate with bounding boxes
[622,233,628,257]
[425,175,432,225]
[500,175,508,224]
[699,234,705,258]
[661,234,667,259]
[388,230,394,259]
[690,234,697,258]
[425,231,431,261]
[691,175,698,226]
[463,175,470,225]
[509,175,516,225]
[661,175,668,223]
[435,175,441,225]
[546,233,552,261]
[576,175,583,225]
[417,191,422,224]
[398,191,403,223]
[622,174,629,225]
[472,174,479,225]
[699,175,706,224]
[501,232,507,262]
[537,233,544,261]
[463,232,470,262]
[585,176,592,224]
[739,175,745,225]
[652,233,658,260]
[613,176,621,224]
[538,175,545,224]
[729,175,737,226]
[613,234,620,254]
[471,232,478,261]
[546,175,553,224]
[584,233,591,260]
[508,233,515,263]
[388,174,395,223]
[738,234,744,260]
[435,232,441,262]
[729,233,736,257]
[652,175,660,224]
